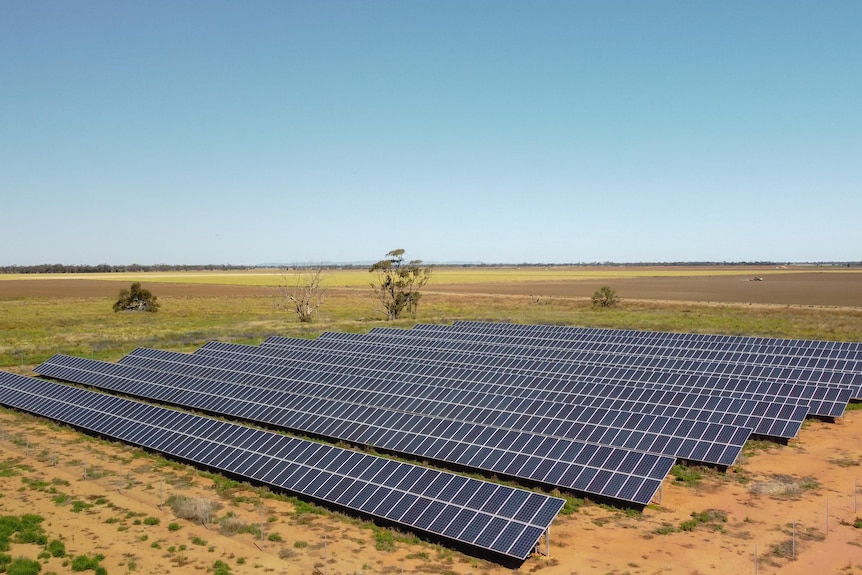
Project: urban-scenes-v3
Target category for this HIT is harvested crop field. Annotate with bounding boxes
[432,269,862,308]
[2,267,861,307]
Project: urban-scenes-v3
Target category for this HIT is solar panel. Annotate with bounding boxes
[305,328,862,399]
[425,323,862,388]
[114,347,751,464]
[34,356,674,506]
[256,334,849,418]
[0,369,563,561]
[250,337,812,437]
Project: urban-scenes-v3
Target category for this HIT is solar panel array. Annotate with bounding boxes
[261,330,851,418]
[35,354,675,506]
[408,322,862,399]
[118,346,752,464]
[249,336,811,438]
[0,370,563,561]
[15,320,860,558]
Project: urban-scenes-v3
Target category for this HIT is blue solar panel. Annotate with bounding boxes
[255,334,850,418]
[0,370,562,562]
[35,355,673,506]
[114,348,750,464]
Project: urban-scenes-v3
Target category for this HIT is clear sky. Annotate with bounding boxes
[1,1,859,265]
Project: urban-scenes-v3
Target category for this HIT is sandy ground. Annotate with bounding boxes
[1,408,861,575]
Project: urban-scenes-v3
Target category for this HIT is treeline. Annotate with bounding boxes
[0,264,253,274]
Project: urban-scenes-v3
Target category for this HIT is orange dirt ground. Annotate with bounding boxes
[1,410,860,575]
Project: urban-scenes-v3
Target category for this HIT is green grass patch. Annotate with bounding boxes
[670,464,704,486]
[70,553,106,573]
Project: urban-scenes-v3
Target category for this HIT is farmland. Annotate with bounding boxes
[1,266,862,575]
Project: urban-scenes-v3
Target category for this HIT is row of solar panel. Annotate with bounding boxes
[393,329,862,361]
[35,355,674,506]
[125,345,805,439]
[114,347,752,462]
[296,333,862,408]
[365,327,862,372]
[183,341,807,440]
[253,336,847,420]
[427,322,862,358]
[310,330,861,398]
[0,370,563,561]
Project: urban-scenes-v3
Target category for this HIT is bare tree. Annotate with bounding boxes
[278,267,325,322]
[369,249,432,320]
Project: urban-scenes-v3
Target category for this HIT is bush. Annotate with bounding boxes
[591,286,619,308]
[167,523,180,532]
[167,496,219,523]
[142,517,159,526]
[70,554,104,572]
[113,282,159,313]
[46,539,66,558]
[7,557,42,575]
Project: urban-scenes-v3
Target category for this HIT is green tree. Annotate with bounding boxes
[369,249,432,320]
[113,282,160,312]
[591,285,619,308]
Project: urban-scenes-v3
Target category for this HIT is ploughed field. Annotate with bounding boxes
[2,267,862,307]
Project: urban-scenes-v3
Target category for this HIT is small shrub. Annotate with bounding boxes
[167,523,180,532]
[373,529,395,552]
[46,539,66,558]
[191,536,207,546]
[267,532,282,542]
[212,560,232,575]
[70,553,104,572]
[7,557,42,575]
[670,464,703,486]
[142,517,159,526]
[70,501,92,514]
[591,286,619,308]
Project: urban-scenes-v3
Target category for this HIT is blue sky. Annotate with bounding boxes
[2,1,859,265]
